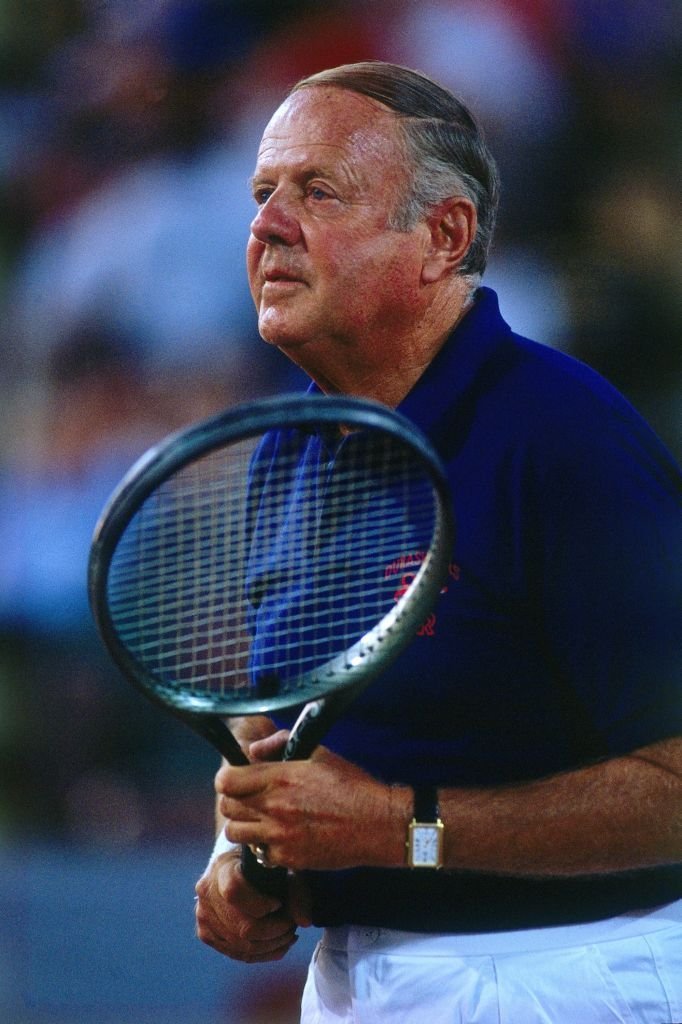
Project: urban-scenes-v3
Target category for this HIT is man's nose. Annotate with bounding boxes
[250,191,301,247]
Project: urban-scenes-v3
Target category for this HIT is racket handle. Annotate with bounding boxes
[240,844,289,898]
[188,717,287,896]
[185,716,288,896]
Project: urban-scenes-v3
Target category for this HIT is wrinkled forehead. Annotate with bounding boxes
[255,86,405,171]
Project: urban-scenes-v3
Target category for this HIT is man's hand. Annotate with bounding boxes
[215,743,410,872]
[195,721,315,963]
[194,845,311,963]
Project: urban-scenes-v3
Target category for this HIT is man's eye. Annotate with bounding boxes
[254,188,273,205]
[308,186,331,201]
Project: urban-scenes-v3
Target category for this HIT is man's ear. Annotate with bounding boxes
[421,197,477,284]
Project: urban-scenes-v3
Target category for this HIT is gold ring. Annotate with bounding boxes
[253,843,271,868]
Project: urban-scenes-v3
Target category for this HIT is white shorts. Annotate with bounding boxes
[300,901,682,1023]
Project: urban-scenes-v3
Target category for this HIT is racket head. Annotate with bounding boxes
[88,394,454,720]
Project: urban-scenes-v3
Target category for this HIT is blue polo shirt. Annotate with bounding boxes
[275,287,682,931]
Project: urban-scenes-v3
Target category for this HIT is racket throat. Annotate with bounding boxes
[285,690,355,760]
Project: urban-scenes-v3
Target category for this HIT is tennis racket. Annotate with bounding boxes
[88,393,454,896]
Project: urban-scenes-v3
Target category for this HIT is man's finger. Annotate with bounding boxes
[196,910,299,962]
[249,729,290,762]
[214,761,275,797]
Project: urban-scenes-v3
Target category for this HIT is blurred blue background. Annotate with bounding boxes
[0,1,679,1021]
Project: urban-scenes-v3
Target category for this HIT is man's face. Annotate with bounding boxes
[246,86,430,382]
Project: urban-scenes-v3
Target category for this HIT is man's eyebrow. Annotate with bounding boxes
[248,163,354,190]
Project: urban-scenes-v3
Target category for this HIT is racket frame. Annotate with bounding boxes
[88,393,455,724]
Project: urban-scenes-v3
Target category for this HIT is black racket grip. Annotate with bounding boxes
[189,717,288,898]
[240,844,289,898]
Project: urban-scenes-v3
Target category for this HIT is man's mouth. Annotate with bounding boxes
[262,267,305,285]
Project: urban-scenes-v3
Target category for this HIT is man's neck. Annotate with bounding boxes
[306,287,476,408]
[288,282,475,405]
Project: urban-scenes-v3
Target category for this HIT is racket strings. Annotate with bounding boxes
[106,426,439,703]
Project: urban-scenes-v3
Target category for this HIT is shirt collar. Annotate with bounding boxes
[397,287,513,439]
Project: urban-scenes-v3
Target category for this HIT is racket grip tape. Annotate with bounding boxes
[240,844,289,898]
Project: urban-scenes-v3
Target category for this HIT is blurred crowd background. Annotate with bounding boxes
[0,1,679,1021]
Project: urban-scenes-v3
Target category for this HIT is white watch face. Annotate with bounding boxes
[409,823,443,867]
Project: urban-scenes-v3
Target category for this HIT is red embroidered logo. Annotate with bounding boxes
[386,555,459,636]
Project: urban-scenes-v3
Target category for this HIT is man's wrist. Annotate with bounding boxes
[207,825,239,870]
[383,784,413,867]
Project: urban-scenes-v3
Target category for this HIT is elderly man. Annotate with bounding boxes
[195,62,682,1022]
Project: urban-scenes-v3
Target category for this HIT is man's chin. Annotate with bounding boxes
[257,316,311,352]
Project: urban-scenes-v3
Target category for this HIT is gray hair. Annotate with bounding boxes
[290,61,500,279]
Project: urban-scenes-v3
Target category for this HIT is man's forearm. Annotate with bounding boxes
[213,735,682,877]
[410,736,682,877]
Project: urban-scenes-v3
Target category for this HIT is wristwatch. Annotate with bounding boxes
[406,786,444,868]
